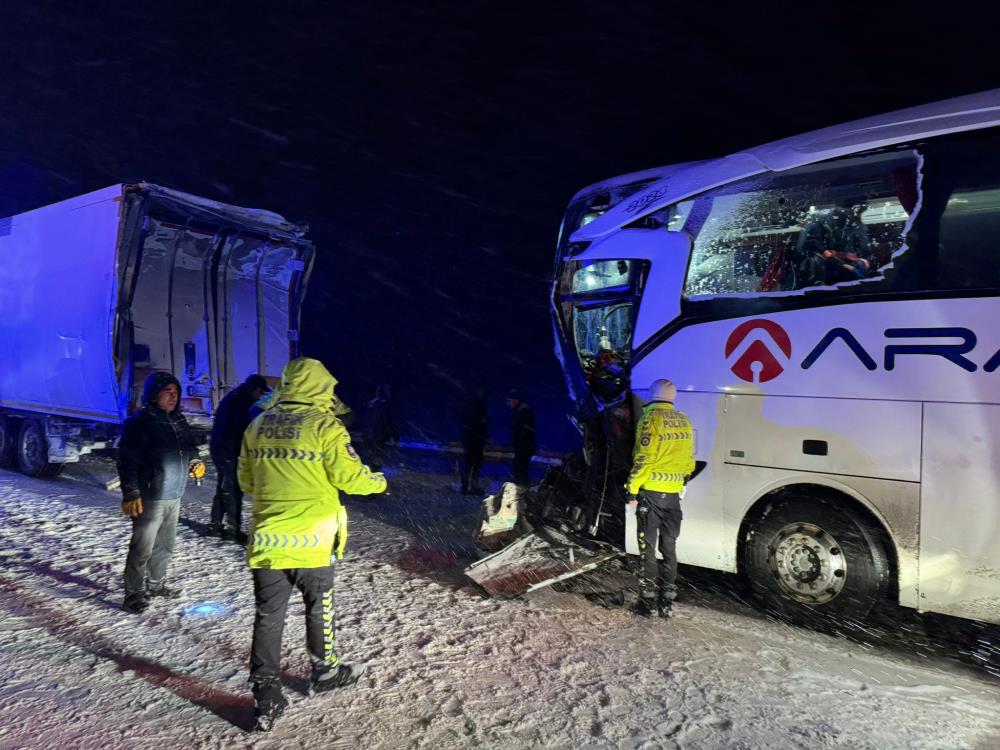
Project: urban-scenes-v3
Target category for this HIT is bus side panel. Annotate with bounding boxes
[721,394,922,482]
[920,402,1000,624]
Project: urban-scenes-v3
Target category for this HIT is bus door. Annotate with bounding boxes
[920,403,1000,621]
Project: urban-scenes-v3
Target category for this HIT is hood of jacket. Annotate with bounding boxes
[277,357,338,407]
[142,371,182,411]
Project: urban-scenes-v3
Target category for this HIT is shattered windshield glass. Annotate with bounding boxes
[573,303,632,368]
[681,150,921,297]
[572,259,631,292]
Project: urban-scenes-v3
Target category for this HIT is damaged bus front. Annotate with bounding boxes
[483,90,1000,628]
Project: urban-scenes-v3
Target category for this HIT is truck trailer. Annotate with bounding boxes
[0,183,314,476]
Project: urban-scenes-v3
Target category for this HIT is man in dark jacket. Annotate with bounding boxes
[365,383,398,471]
[209,374,269,541]
[505,389,536,487]
[118,372,203,613]
[460,386,488,494]
[797,199,874,286]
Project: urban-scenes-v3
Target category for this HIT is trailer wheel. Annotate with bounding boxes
[0,416,16,468]
[16,418,63,478]
[744,493,890,628]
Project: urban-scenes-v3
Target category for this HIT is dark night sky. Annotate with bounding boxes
[2,3,996,449]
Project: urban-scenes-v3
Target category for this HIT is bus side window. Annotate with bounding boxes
[679,150,921,298]
[918,129,1000,291]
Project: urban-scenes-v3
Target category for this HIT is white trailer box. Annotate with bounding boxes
[0,183,314,476]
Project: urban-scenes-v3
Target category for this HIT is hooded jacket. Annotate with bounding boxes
[210,382,262,460]
[117,372,198,504]
[239,358,386,569]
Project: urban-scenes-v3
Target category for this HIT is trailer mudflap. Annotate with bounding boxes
[465,524,622,598]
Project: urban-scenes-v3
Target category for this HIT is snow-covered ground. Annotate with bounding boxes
[2,453,1000,750]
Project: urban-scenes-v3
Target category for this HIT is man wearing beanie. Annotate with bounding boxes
[118,371,204,613]
[625,378,695,618]
[208,373,271,542]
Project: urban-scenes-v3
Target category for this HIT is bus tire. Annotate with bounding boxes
[0,416,17,468]
[744,493,890,628]
[16,418,63,478]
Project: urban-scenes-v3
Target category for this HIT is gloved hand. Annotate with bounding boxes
[188,460,206,484]
[122,497,144,517]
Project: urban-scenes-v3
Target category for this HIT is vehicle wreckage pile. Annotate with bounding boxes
[465,460,639,606]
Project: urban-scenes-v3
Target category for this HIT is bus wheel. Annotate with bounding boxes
[16,418,63,478]
[745,494,890,627]
[0,416,17,468]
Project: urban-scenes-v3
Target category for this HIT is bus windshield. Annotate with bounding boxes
[554,258,645,400]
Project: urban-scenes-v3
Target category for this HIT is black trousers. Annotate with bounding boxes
[210,453,243,530]
[461,438,484,491]
[512,448,533,486]
[250,566,338,683]
[636,490,683,599]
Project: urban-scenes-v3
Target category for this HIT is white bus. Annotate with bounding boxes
[551,89,1000,626]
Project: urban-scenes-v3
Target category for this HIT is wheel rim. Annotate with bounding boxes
[766,522,847,604]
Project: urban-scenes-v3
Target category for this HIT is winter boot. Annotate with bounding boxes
[657,585,678,619]
[252,680,288,733]
[311,663,366,694]
[122,593,150,614]
[633,596,657,618]
[221,526,248,545]
[146,581,182,599]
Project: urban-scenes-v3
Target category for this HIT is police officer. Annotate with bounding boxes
[238,358,387,732]
[626,379,694,618]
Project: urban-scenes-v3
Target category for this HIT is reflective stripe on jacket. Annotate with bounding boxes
[239,358,386,569]
[627,401,695,495]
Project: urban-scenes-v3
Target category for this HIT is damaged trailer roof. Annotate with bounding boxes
[136,182,310,243]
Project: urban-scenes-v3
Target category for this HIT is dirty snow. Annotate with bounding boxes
[2,454,1000,749]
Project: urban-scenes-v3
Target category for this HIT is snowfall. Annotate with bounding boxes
[2,452,1000,750]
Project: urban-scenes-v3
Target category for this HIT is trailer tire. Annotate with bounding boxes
[744,493,890,629]
[0,416,16,468]
[16,418,63,478]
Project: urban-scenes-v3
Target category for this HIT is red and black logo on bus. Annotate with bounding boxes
[725,319,792,383]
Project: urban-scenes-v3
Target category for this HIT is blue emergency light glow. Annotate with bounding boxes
[185,602,228,616]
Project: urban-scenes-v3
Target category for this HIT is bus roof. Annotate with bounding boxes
[565,161,705,207]
[571,88,1000,243]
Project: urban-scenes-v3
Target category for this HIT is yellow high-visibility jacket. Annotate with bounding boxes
[239,358,386,569]
[627,401,695,495]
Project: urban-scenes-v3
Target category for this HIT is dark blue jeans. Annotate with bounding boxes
[124,498,180,596]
